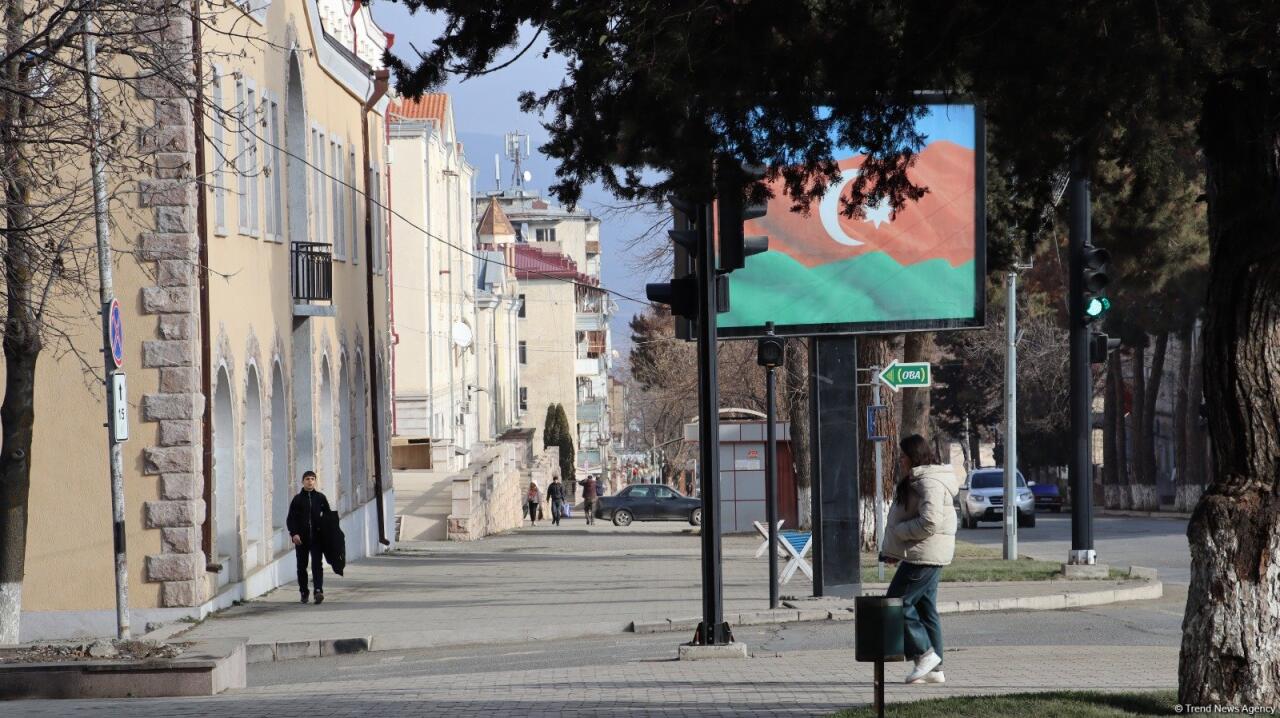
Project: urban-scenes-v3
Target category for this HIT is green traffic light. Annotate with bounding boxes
[1086,296,1111,318]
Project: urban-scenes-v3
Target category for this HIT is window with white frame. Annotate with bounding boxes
[210,67,227,235]
[235,77,248,234]
[317,131,328,245]
[370,166,383,274]
[519,341,527,365]
[349,148,359,264]
[535,227,556,243]
[267,96,283,241]
[310,127,319,242]
[245,81,259,236]
[519,387,528,412]
[332,140,345,260]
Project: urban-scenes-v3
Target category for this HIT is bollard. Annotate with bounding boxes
[855,596,906,718]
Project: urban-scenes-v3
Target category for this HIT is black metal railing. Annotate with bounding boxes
[291,242,333,302]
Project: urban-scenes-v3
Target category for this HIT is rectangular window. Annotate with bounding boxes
[518,341,527,365]
[310,127,318,240]
[349,149,359,264]
[518,294,526,318]
[268,98,283,241]
[332,141,345,260]
[317,131,327,244]
[245,83,259,236]
[372,167,384,274]
[535,227,556,243]
[519,387,528,412]
[210,68,227,235]
[262,93,274,239]
[235,78,248,234]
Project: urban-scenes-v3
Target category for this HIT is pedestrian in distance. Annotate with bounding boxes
[578,474,598,525]
[526,481,542,526]
[547,475,566,526]
[880,434,962,685]
[287,470,332,605]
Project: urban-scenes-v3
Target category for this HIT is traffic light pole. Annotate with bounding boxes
[694,203,730,645]
[764,325,780,610]
[1067,149,1097,565]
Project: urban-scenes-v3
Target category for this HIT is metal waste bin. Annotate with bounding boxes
[855,595,905,718]
[856,596,905,662]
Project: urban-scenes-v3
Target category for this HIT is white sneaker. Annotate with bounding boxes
[905,650,942,683]
[909,670,945,685]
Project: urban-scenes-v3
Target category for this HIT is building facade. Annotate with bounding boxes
[476,190,615,480]
[387,95,493,470]
[15,0,396,640]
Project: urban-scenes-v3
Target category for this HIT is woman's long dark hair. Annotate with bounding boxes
[895,434,937,503]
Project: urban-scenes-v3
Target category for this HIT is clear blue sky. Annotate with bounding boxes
[371,6,658,352]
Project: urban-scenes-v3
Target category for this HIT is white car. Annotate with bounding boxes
[956,468,1036,530]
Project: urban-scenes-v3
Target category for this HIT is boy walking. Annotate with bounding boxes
[287,470,332,605]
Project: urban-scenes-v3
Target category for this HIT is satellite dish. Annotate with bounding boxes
[451,321,473,348]
[522,170,533,184]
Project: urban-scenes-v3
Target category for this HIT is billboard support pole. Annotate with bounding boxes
[693,202,729,645]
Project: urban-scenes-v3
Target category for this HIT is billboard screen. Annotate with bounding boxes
[718,102,985,339]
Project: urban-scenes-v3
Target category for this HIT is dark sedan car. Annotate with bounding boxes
[1030,481,1064,512]
[595,484,702,527]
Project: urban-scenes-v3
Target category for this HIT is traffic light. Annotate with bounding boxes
[717,165,770,271]
[757,336,784,368]
[1081,244,1111,324]
[1089,331,1120,363]
[646,198,702,321]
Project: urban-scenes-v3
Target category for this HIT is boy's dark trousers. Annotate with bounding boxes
[296,542,324,596]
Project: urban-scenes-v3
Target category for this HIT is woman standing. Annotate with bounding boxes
[881,434,961,685]
[526,481,542,527]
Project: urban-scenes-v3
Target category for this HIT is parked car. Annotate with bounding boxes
[595,484,702,527]
[955,468,1036,529]
[1029,480,1064,513]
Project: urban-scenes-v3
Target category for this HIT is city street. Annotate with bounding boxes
[0,512,1189,717]
[959,512,1192,584]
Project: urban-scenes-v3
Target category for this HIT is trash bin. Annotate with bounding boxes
[855,595,905,663]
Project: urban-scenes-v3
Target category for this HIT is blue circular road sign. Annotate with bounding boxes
[109,299,124,368]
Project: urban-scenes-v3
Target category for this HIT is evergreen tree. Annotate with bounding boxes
[554,404,576,484]
[543,404,561,449]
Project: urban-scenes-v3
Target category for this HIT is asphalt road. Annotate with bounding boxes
[958,511,1192,584]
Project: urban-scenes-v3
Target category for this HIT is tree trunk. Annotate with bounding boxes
[1103,353,1120,509]
[1129,342,1146,510]
[1180,73,1280,706]
[899,332,933,440]
[0,57,40,643]
[966,420,982,470]
[1137,332,1168,510]
[1173,325,1193,512]
[1113,354,1131,509]
[858,335,897,551]
[1182,319,1208,510]
[783,338,812,529]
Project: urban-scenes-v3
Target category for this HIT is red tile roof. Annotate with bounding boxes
[512,244,598,286]
[390,94,449,123]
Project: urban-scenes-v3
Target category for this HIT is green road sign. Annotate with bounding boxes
[879,361,932,392]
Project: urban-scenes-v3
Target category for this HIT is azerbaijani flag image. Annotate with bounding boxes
[719,103,982,337]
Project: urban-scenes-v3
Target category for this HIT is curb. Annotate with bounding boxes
[1097,509,1192,520]
[631,580,1163,636]
[240,578,1163,664]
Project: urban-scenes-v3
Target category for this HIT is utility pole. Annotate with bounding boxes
[872,370,886,580]
[83,7,130,640]
[1067,148,1096,566]
[1003,271,1018,560]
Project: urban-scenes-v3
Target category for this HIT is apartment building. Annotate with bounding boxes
[15,0,395,640]
[388,95,504,470]
[476,190,615,479]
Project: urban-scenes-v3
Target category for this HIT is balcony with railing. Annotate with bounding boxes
[292,241,335,317]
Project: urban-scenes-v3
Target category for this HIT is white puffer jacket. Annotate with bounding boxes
[881,464,962,567]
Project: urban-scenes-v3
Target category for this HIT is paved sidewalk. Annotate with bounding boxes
[176,523,1159,656]
[0,643,1179,717]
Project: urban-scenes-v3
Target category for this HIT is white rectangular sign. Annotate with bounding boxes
[111,373,128,443]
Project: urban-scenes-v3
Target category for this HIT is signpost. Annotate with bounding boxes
[878,361,932,392]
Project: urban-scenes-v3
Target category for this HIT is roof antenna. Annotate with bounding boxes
[505,131,531,190]
[494,153,501,191]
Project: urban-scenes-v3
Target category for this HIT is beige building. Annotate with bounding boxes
[388,95,500,470]
[16,0,396,640]
[477,190,615,481]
